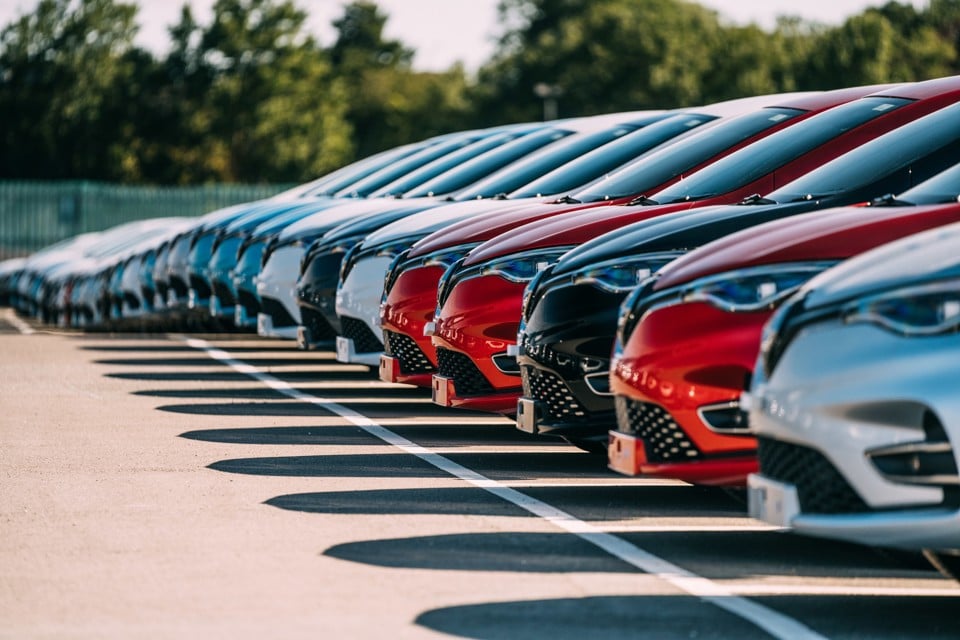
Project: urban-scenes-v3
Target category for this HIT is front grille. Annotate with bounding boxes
[436,347,494,396]
[300,307,338,342]
[261,296,296,328]
[237,289,259,316]
[212,280,236,306]
[758,438,870,515]
[521,366,590,422]
[383,330,435,374]
[189,274,212,299]
[340,316,384,353]
[615,397,702,462]
[522,340,581,378]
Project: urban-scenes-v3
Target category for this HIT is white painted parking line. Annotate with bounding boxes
[4,309,35,335]
[184,337,829,640]
[727,584,960,597]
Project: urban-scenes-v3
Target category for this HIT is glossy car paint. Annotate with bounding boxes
[745,221,960,561]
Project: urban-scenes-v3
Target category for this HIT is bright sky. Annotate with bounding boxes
[0,0,931,72]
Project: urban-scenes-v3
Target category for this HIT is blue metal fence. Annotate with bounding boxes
[0,181,295,259]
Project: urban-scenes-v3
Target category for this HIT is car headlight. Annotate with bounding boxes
[844,280,960,336]
[682,262,838,312]
[572,251,684,293]
[479,247,574,284]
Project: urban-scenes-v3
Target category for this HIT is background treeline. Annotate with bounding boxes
[2,0,960,185]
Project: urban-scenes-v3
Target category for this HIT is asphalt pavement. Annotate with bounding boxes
[1,317,958,639]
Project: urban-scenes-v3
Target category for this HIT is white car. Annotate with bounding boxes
[747,220,960,578]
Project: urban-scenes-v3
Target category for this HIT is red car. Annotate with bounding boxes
[380,87,880,395]
[608,163,960,486]
[428,78,960,414]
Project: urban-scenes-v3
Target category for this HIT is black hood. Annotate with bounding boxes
[551,201,819,276]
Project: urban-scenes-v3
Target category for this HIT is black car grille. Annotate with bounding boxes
[189,274,212,299]
[383,330,435,374]
[521,340,581,378]
[436,347,494,396]
[758,437,870,515]
[615,397,702,462]
[340,316,384,353]
[521,366,590,422]
[212,280,236,306]
[300,307,338,342]
[260,296,296,328]
[237,289,259,316]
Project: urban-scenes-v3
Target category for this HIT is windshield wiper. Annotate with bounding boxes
[627,194,659,206]
[494,193,510,200]
[739,193,778,206]
[869,193,914,207]
[553,194,581,204]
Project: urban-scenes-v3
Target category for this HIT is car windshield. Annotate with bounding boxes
[510,113,719,199]
[364,130,533,197]
[335,133,488,198]
[573,107,803,202]
[888,162,960,205]
[767,101,960,203]
[454,123,651,200]
[402,128,575,198]
[650,96,912,204]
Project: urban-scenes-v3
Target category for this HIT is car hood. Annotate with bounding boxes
[356,198,535,249]
[656,202,960,289]
[461,201,698,266]
[549,204,797,275]
[273,198,439,244]
[801,218,960,308]
[406,198,591,257]
[316,200,451,246]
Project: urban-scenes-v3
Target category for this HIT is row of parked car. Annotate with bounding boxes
[5,74,960,579]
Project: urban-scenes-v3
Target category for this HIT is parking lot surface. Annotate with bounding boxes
[2,319,958,639]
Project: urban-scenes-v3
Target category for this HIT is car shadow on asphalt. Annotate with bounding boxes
[266,485,743,519]
[415,594,960,640]
[208,451,615,480]
[179,423,538,447]
[156,400,475,418]
[415,595,768,640]
[322,530,940,581]
[95,357,339,368]
[80,344,298,353]
[105,369,378,382]
[136,386,427,400]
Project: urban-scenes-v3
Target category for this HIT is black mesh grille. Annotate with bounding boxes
[189,274,212,299]
[300,307,338,342]
[383,330,435,374]
[615,397,702,462]
[237,289,259,316]
[758,437,871,515]
[212,280,236,306]
[436,347,494,396]
[261,296,296,328]
[521,366,590,421]
[340,316,384,353]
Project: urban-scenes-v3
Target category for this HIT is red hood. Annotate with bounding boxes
[461,201,693,266]
[655,202,960,289]
[408,200,599,257]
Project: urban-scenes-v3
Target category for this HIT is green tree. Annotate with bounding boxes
[0,0,142,179]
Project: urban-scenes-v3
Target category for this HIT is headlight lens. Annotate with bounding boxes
[573,251,684,293]
[844,281,960,336]
[683,262,837,312]
[480,247,573,283]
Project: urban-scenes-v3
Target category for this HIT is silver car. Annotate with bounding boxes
[747,219,960,579]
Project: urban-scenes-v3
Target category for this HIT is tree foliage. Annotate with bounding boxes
[1,0,959,184]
